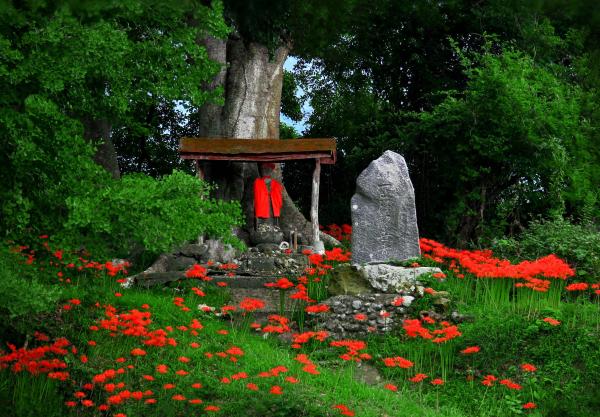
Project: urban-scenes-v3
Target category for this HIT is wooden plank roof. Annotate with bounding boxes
[179,137,336,164]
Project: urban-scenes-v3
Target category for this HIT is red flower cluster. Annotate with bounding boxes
[420,238,575,292]
[238,297,266,312]
[0,338,71,378]
[262,315,290,334]
[403,319,462,344]
[294,354,320,375]
[291,331,329,349]
[185,264,209,280]
[264,277,295,289]
[329,340,371,362]
[332,403,355,416]
[321,224,352,242]
[382,356,414,369]
[304,304,330,314]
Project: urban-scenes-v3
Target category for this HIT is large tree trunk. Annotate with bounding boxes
[196,35,314,243]
[83,118,120,179]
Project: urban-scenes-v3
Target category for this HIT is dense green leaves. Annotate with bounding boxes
[64,170,243,257]
[0,1,234,253]
[295,0,600,242]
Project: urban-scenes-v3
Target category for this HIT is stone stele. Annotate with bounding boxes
[351,150,420,264]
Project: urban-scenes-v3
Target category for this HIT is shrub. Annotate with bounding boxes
[62,170,244,258]
[0,245,63,331]
[491,218,600,281]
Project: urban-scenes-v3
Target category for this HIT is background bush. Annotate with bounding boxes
[62,170,244,258]
[491,217,600,281]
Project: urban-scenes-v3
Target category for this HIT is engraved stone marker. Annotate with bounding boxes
[351,150,420,264]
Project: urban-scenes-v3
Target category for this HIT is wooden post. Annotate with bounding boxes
[195,160,205,245]
[195,160,204,180]
[311,158,322,251]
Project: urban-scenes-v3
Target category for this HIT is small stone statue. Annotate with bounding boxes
[251,162,284,245]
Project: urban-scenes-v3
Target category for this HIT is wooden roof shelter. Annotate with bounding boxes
[179,137,337,250]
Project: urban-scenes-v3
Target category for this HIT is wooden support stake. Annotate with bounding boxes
[195,160,205,245]
[195,160,204,180]
[311,158,321,246]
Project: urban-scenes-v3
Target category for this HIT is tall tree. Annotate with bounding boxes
[0,0,228,237]
[193,0,355,244]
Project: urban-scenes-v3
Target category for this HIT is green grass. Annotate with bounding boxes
[1,277,466,417]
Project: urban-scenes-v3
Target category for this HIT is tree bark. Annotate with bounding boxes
[196,35,315,244]
[82,118,120,179]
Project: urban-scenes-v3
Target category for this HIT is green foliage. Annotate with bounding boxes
[281,70,303,122]
[0,1,232,253]
[0,246,62,327]
[491,218,600,281]
[296,0,600,242]
[63,170,244,257]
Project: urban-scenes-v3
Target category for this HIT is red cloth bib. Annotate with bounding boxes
[253,177,283,218]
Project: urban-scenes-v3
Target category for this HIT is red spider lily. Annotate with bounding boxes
[482,374,497,387]
[305,304,330,314]
[523,402,537,409]
[330,340,369,362]
[191,287,206,297]
[566,282,588,291]
[270,385,283,395]
[461,346,480,354]
[291,330,329,348]
[420,238,575,286]
[231,372,248,380]
[521,363,537,372]
[156,364,169,374]
[499,378,522,390]
[354,313,367,321]
[262,315,290,334]
[333,404,355,416]
[264,277,295,289]
[0,338,71,376]
[382,356,414,369]
[392,297,404,306]
[246,383,259,390]
[431,378,444,385]
[239,297,266,312]
[294,354,320,375]
[543,317,561,326]
[163,383,176,390]
[130,348,146,356]
[204,405,220,412]
[185,264,208,279]
[285,376,299,384]
[384,383,398,392]
[409,373,428,383]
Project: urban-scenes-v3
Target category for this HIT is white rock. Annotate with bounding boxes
[357,264,442,293]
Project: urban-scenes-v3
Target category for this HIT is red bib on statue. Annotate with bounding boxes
[254,177,283,218]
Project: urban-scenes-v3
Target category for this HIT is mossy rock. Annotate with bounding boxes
[328,264,372,296]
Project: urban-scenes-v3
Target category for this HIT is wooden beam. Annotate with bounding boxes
[181,152,335,164]
[180,137,336,155]
[311,158,321,247]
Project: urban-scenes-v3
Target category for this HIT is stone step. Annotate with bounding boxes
[229,288,297,314]
[134,271,288,289]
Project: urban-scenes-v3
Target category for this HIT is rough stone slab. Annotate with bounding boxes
[351,150,420,264]
[328,264,372,296]
[357,265,442,293]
